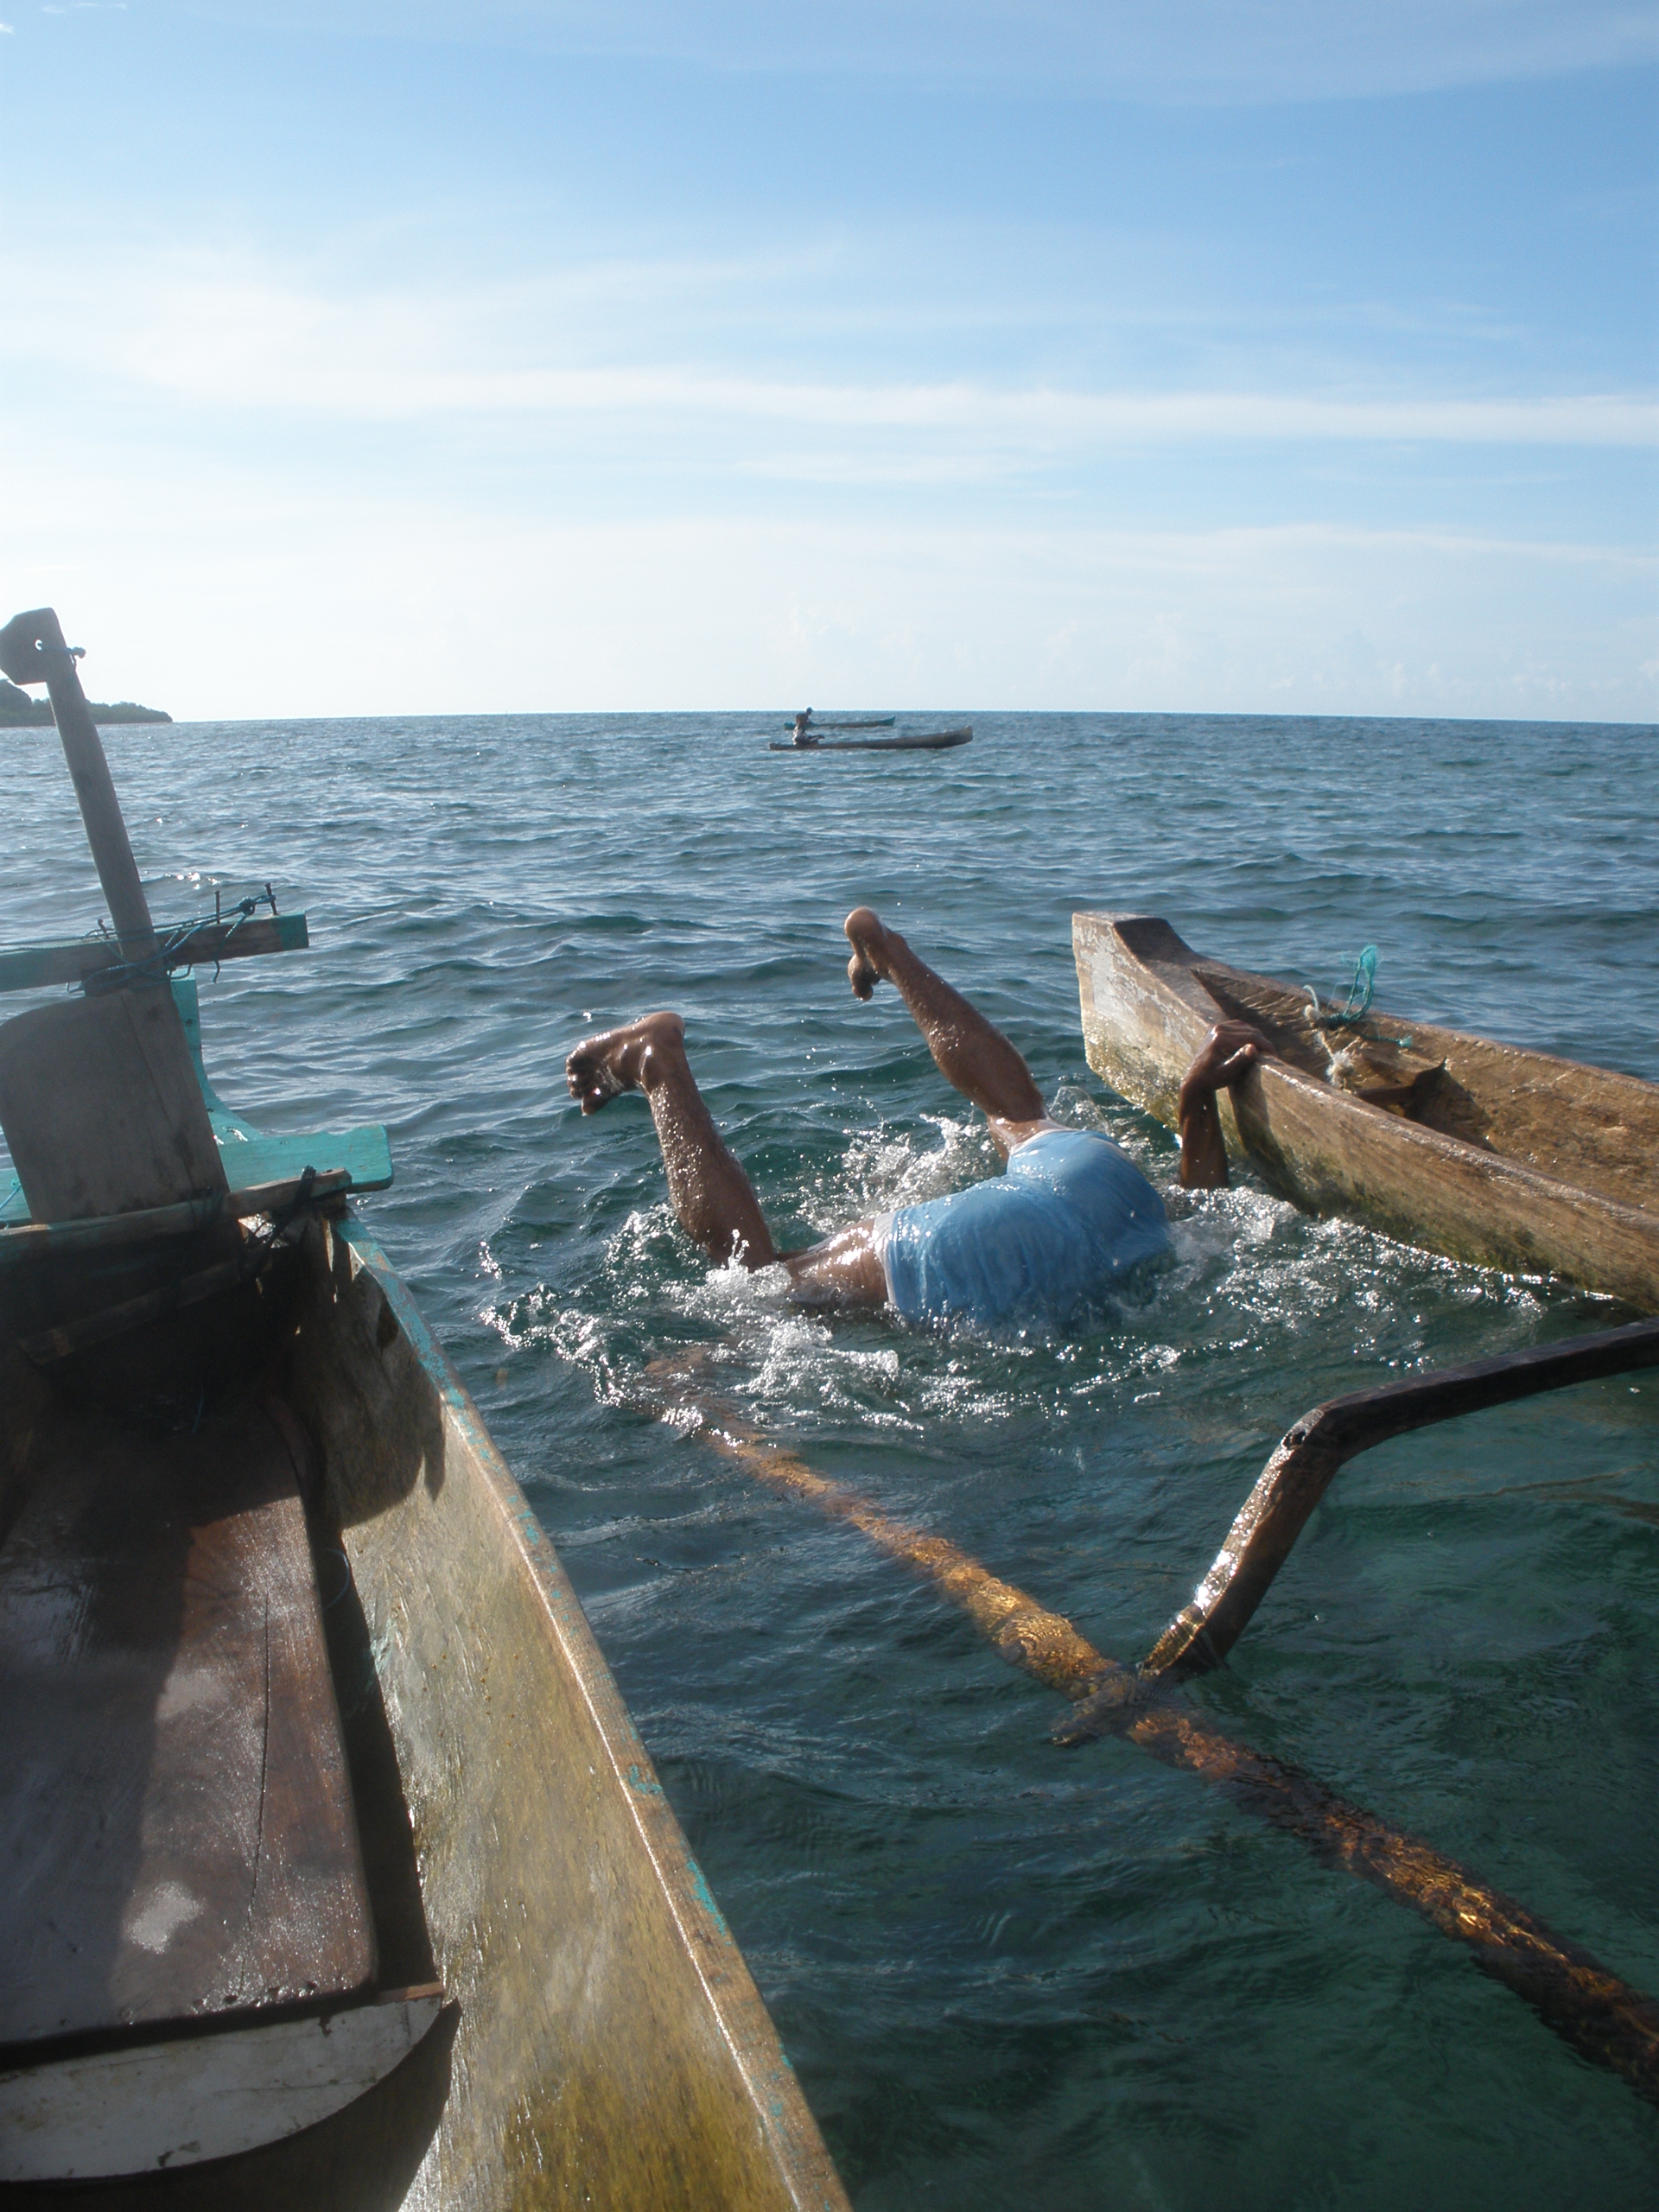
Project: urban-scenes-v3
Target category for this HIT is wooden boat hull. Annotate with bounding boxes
[289,1213,849,2207]
[0,1213,849,2209]
[769,727,972,753]
[1073,911,1659,1312]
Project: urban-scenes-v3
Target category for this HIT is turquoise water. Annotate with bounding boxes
[7,710,1658,2205]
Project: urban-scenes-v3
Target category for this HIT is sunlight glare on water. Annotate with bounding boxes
[4,709,1657,2207]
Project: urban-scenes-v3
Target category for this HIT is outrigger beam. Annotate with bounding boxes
[1141,1314,1659,1681]
[643,1356,1659,2111]
[0,606,309,995]
[0,912,309,995]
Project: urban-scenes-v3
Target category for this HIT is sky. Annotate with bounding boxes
[2,2,1656,717]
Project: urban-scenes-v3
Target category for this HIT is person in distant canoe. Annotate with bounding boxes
[565,910,1271,1329]
[791,709,819,746]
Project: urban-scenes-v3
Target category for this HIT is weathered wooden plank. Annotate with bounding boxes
[0,988,228,1222]
[0,1407,374,2049]
[292,1218,855,2208]
[212,1123,393,1197]
[0,1168,350,1268]
[1141,1315,1659,1681]
[0,912,310,996]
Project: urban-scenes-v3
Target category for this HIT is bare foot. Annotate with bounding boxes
[565,1010,685,1114]
[844,906,901,1001]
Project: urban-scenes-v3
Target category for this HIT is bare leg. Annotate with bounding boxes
[843,907,1052,1155]
[567,1010,889,1304]
[566,1012,779,1267]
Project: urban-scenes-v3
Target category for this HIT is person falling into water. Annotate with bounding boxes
[566,908,1272,1330]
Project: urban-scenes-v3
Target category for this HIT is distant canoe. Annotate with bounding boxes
[1073,909,1659,1310]
[769,727,973,753]
[782,716,896,731]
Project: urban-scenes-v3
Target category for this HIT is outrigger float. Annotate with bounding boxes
[0,611,850,2208]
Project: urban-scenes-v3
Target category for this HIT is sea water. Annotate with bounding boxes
[5,711,1657,2208]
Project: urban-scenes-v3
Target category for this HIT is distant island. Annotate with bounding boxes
[0,677,172,727]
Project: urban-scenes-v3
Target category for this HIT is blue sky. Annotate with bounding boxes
[2,3,1655,716]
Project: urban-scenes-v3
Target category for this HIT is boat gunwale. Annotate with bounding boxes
[305,1211,851,2210]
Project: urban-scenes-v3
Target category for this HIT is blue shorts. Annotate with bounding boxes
[877,1128,1170,1329]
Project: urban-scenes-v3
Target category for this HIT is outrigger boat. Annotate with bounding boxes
[770,726,973,754]
[1073,910,1659,1310]
[0,610,850,2207]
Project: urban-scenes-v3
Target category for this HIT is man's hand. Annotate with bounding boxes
[1179,1020,1274,1102]
[1177,1022,1274,1191]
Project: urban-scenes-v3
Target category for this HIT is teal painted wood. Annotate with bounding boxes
[210,1124,393,1190]
[172,976,393,1190]
[0,912,309,995]
[0,978,391,1236]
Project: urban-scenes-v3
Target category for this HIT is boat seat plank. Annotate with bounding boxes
[0,1406,373,2050]
[0,975,394,1228]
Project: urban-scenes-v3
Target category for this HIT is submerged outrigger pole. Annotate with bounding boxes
[647,1340,1659,2111]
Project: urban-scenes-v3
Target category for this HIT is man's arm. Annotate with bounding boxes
[1177,1021,1274,1189]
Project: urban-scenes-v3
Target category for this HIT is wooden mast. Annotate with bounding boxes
[0,606,158,962]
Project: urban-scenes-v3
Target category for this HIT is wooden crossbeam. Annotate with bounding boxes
[1141,1316,1659,1681]
[0,912,309,995]
[0,1166,351,1267]
[643,1355,1659,2111]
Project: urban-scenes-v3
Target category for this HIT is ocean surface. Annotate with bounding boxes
[6,709,1657,2206]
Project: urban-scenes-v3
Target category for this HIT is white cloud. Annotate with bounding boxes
[3,245,1653,459]
[4,431,1653,720]
[179,2,1659,103]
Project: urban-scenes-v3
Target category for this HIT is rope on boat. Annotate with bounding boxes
[1302,944,1415,1058]
[79,883,280,995]
[1304,944,1377,1030]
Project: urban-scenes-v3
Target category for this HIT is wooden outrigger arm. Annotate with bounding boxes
[0,607,382,1251]
[643,1357,1659,2109]
[1141,1314,1659,1681]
